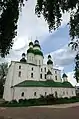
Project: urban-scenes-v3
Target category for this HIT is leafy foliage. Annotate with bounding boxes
[0,0,25,57]
[74,53,79,82]
[0,0,79,57]
[0,63,8,98]
[35,0,79,48]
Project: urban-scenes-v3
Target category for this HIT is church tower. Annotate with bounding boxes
[27,41,35,64]
[62,73,68,82]
[33,40,43,65]
[47,55,53,71]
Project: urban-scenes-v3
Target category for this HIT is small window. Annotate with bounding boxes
[63,91,65,95]
[45,92,47,96]
[72,91,73,95]
[18,71,21,77]
[55,91,57,98]
[31,73,33,78]
[19,65,21,69]
[66,91,68,95]
[44,67,46,72]
[39,60,40,65]
[40,74,42,79]
[55,71,57,74]
[41,68,42,72]
[55,76,57,80]
[45,74,46,79]
[21,92,24,97]
[34,92,36,96]
[35,60,37,64]
[32,67,33,71]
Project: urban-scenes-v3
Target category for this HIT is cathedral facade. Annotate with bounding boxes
[3,40,76,101]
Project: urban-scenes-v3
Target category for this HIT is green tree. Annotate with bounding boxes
[0,0,79,57]
[0,63,8,98]
[74,53,79,83]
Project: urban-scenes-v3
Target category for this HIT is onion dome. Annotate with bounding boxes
[20,53,26,63]
[33,43,41,48]
[34,40,39,44]
[22,53,25,58]
[29,41,33,46]
[48,55,51,59]
[47,70,52,75]
[34,40,41,49]
[27,48,34,54]
[33,49,43,56]
[47,59,53,65]
[29,41,33,48]
[62,73,68,78]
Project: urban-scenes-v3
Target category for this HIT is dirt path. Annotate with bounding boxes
[0,103,79,119]
[33,102,79,108]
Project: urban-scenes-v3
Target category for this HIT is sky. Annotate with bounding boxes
[0,0,78,86]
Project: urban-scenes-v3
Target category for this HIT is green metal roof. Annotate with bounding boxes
[33,44,41,48]
[27,48,43,56]
[33,49,43,56]
[27,48,34,54]
[13,80,74,88]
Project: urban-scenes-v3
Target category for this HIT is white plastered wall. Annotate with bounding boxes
[12,87,76,101]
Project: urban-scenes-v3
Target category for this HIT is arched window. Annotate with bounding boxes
[40,74,42,79]
[44,67,46,72]
[55,76,57,80]
[31,73,33,78]
[55,71,57,74]
[55,91,57,98]
[45,74,46,79]
[21,92,24,97]
[19,65,21,69]
[32,67,33,71]
[34,92,36,96]
[18,71,21,77]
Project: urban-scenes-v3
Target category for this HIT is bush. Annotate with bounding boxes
[10,100,17,104]
[1,95,79,107]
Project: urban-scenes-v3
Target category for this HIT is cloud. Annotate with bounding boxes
[49,45,77,66]
[15,0,70,46]
[17,0,49,43]
[13,36,29,50]
[0,42,28,64]
[67,71,77,86]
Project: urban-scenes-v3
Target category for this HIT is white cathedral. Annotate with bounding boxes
[3,40,76,101]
